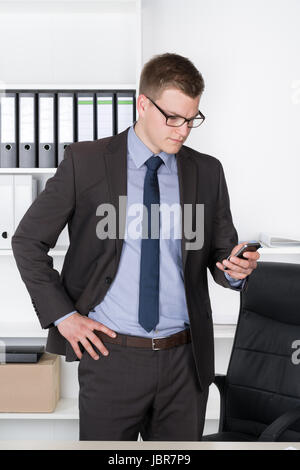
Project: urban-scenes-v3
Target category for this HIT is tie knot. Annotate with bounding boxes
[145,155,163,172]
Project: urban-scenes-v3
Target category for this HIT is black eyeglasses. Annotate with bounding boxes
[146,96,205,128]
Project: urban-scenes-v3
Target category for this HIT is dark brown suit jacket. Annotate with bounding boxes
[11,126,247,391]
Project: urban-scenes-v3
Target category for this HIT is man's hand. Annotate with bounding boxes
[216,241,260,280]
[57,312,117,360]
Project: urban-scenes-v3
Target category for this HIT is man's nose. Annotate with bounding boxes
[176,122,190,137]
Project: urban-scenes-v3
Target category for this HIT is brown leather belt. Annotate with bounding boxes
[95,328,191,351]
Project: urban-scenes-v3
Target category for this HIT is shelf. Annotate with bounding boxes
[1,247,68,256]
[3,246,300,257]
[0,168,57,174]
[213,324,236,338]
[1,83,136,90]
[0,322,48,337]
[0,398,78,420]
[0,1,137,6]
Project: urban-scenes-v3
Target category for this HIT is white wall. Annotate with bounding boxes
[142,0,300,322]
[0,1,137,86]
[142,0,300,242]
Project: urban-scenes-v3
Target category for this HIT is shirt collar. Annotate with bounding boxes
[127,124,174,174]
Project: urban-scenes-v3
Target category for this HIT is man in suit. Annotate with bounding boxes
[12,52,259,441]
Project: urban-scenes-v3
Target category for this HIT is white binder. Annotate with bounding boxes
[117,92,135,133]
[19,92,37,168]
[0,92,17,168]
[96,92,114,138]
[55,225,70,248]
[14,175,37,231]
[38,92,55,168]
[58,92,74,165]
[76,93,95,142]
[0,175,14,248]
[37,174,69,249]
[259,232,300,247]
[0,174,37,249]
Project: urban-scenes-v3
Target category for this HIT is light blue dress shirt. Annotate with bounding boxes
[54,125,243,334]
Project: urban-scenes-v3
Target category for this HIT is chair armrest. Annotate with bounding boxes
[258,405,300,441]
[213,374,226,432]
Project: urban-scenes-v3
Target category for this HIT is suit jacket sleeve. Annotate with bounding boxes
[208,160,248,292]
[11,146,77,329]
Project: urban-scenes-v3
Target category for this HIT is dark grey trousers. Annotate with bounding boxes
[78,340,209,441]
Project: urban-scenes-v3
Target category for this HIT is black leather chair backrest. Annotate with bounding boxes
[224,261,300,441]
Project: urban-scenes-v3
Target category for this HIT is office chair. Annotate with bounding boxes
[202,261,300,442]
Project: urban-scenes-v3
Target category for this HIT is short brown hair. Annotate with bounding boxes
[139,52,205,100]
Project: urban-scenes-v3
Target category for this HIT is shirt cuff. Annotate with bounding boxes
[54,310,77,326]
[224,271,245,288]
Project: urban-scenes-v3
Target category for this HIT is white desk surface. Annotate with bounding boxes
[0,441,299,450]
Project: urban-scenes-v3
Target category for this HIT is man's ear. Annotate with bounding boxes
[136,94,149,117]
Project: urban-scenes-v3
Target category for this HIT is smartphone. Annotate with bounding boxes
[224,241,261,270]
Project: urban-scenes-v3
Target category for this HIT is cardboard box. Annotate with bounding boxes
[0,353,60,413]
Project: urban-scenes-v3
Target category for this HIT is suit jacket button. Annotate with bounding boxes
[105,276,112,284]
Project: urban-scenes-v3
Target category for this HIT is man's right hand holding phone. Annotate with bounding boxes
[216,241,261,280]
[57,312,117,360]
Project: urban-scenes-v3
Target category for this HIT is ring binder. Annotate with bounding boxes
[19,92,37,168]
[14,174,37,232]
[0,175,14,248]
[38,92,56,168]
[0,92,17,168]
[76,92,95,142]
[116,91,135,134]
[96,92,114,139]
[58,92,75,164]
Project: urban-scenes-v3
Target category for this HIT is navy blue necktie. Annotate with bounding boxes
[138,155,164,332]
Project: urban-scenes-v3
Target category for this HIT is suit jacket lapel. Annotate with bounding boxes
[176,147,198,272]
[103,128,128,272]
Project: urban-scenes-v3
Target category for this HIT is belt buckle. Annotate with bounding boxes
[152,338,161,351]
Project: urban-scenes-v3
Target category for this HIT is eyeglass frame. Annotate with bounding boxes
[145,95,205,128]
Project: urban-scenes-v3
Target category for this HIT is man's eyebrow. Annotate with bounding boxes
[166,108,199,119]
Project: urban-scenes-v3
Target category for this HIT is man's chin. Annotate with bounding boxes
[166,139,184,152]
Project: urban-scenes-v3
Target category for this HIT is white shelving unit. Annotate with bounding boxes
[0,0,144,441]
